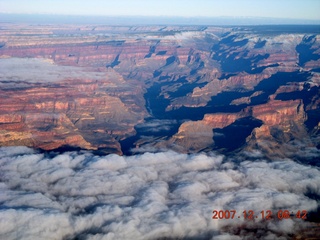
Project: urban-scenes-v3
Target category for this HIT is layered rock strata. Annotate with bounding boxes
[0,24,319,155]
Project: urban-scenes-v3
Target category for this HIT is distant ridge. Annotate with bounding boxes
[1,13,320,25]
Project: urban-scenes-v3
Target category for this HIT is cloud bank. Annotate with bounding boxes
[0,146,319,239]
[0,58,108,84]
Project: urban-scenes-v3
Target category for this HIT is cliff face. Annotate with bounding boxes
[0,58,146,154]
[0,24,319,156]
[245,100,309,157]
[166,99,311,157]
[0,113,93,150]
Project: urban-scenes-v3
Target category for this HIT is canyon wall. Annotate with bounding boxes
[0,24,319,156]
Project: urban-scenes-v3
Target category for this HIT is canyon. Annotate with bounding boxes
[0,24,319,158]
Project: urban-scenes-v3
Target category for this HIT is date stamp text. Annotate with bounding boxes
[212,210,308,220]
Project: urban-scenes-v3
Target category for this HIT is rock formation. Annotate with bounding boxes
[0,24,319,156]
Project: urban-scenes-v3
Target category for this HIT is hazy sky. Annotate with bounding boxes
[0,0,319,20]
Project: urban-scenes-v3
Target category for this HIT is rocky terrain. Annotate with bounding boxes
[0,23,319,158]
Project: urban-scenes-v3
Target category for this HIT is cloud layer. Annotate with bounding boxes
[0,58,108,84]
[0,146,319,239]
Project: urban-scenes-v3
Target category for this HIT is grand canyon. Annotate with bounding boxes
[0,24,319,159]
[0,22,320,239]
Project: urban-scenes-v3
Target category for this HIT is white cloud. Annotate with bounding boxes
[135,119,178,133]
[0,146,319,239]
[0,58,108,84]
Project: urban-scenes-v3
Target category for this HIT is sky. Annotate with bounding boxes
[0,0,320,20]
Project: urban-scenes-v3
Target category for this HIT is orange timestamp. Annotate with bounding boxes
[212,210,308,220]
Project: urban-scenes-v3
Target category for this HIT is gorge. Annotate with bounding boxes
[0,24,319,160]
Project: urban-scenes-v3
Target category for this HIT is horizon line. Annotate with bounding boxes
[1,13,320,26]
